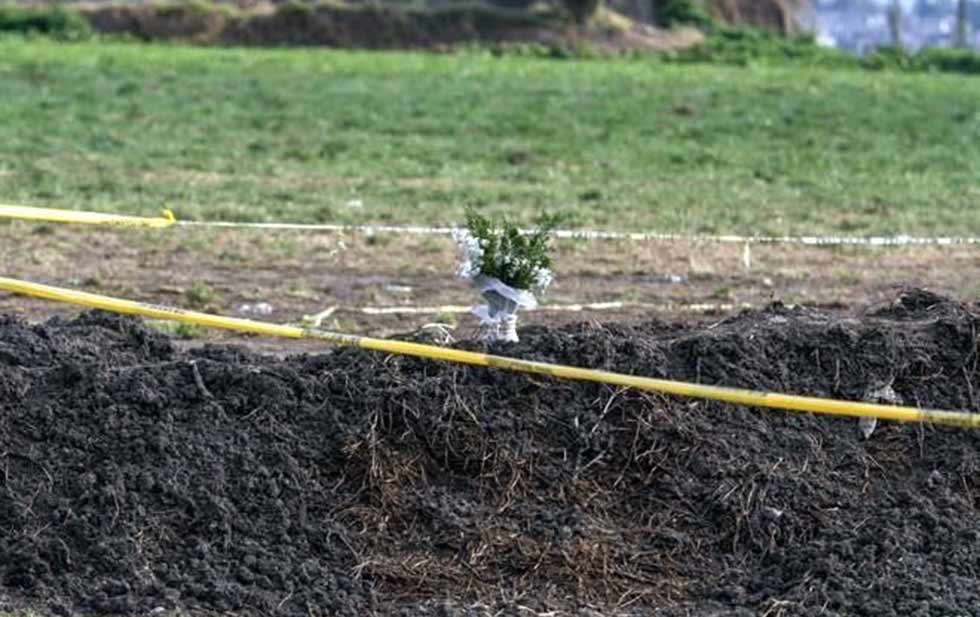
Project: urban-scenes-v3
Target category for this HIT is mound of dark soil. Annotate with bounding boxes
[1,290,979,616]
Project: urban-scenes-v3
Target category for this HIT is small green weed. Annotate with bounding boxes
[184,282,218,308]
[432,311,458,326]
[147,320,206,339]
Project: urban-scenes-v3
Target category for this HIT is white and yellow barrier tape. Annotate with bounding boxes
[177,220,980,247]
[3,203,980,246]
[353,301,746,315]
[1,276,978,429]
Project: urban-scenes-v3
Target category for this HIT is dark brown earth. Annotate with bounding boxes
[1,289,979,615]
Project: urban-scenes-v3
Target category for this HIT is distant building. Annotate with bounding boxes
[811,0,979,53]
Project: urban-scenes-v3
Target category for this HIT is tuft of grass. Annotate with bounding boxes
[432,311,458,326]
[0,39,979,236]
[146,320,206,339]
[184,282,218,308]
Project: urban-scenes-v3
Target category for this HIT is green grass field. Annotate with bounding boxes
[1,38,979,235]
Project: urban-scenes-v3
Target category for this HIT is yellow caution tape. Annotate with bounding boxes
[0,204,176,228]
[2,275,978,429]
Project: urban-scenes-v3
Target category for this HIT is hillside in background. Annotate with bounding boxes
[3,0,979,56]
[3,0,810,51]
[6,1,706,52]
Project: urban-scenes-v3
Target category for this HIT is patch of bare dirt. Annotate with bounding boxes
[2,222,980,345]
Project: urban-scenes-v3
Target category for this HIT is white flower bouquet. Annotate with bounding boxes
[453,209,556,342]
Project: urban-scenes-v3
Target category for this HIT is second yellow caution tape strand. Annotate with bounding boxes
[0,204,176,228]
[2,276,978,429]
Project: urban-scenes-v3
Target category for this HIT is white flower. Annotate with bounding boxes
[456,259,480,279]
[532,266,553,292]
[453,228,484,280]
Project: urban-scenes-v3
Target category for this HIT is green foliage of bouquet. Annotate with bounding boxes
[454,209,557,293]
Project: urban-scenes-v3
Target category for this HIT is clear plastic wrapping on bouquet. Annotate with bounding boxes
[471,275,536,343]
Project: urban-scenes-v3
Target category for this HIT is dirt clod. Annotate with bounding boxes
[1,291,979,615]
